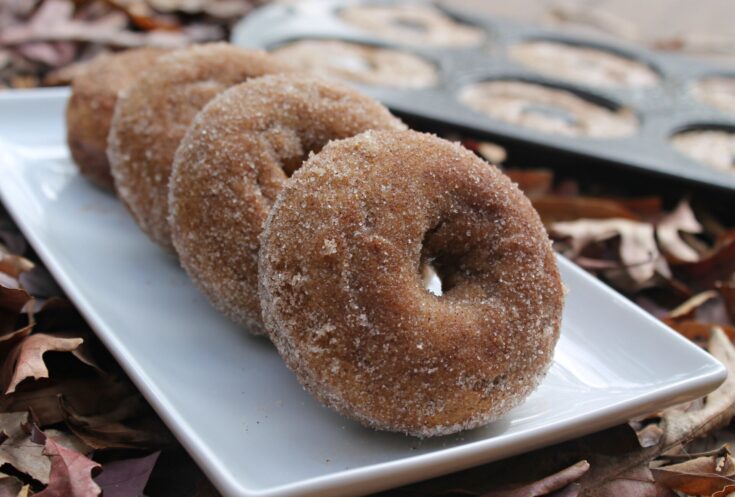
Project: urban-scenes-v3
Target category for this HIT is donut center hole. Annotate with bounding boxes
[280,154,305,177]
[420,260,443,296]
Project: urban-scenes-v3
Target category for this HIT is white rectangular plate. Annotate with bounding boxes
[0,88,726,497]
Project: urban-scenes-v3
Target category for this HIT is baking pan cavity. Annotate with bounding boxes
[338,3,486,48]
[506,38,660,89]
[458,78,638,138]
[692,75,735,116]
[232,0,735,193]
[270,38,439,89]
[670,124,735,174]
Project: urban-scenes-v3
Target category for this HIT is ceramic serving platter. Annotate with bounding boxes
[0,88,726,497]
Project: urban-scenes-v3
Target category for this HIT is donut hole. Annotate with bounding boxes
[420,260,443,296]
[279,152,306,177]
[419,218,480,299]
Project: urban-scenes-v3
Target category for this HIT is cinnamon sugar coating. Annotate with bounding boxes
[259,130,564,437]
[169,74,405,334]
[66,47,169,191]
[108,43,288,249]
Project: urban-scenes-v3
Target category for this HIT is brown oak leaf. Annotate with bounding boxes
[716,279,735,323]
[0,377,132,426]
[505,169,553,197]
[713,483,735,497]
[675,231,735,291]
[59,393,175,450]
[652,453,735,495]
[1,333,84,394]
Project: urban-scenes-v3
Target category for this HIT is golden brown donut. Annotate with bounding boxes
[108,43,289,249]
[66,48,169,191]
[259,130,564,437]
[169,74,405,334]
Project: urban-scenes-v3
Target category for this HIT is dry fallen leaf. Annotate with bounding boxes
[584,464,675,497]
[60,393,175,450]
[656,200,704,264]
[1,333,85,394]
[717,279,735,323]
[652,452,735,495]
[93,451,160,497]
[675,231,735,291]
[552,218,664,284]
[0,377,133,426]
[0,411,89,484]
[668,290,719,320]
[505,169,553,197]
[0,472,25,497]
[533,196,639,226]
[662,327,735,445]
[34,436,100,497]
[483,460,590,497]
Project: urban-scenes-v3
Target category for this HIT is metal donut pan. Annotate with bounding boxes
[231,0,735,193]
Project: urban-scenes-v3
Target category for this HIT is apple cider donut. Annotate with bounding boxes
[66,47,169,191]
[340,4,484,48]
[169,74,405,334]
[259,130,564,437]
[108,43,288,249]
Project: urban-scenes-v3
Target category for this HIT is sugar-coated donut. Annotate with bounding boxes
[508,41,659,89]
[271,39,438,89]
[340,4,484,47]
[259,130,564,437]
[459,80,638,138]
[693,76,735,116]
[108,43,288,249]
[670,128,735,173]
[169,74,405,334]
[66,48,169,191]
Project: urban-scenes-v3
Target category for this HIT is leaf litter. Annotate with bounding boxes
[1,9,735,489]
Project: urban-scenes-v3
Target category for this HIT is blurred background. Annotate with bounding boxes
[1,0,734,89]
